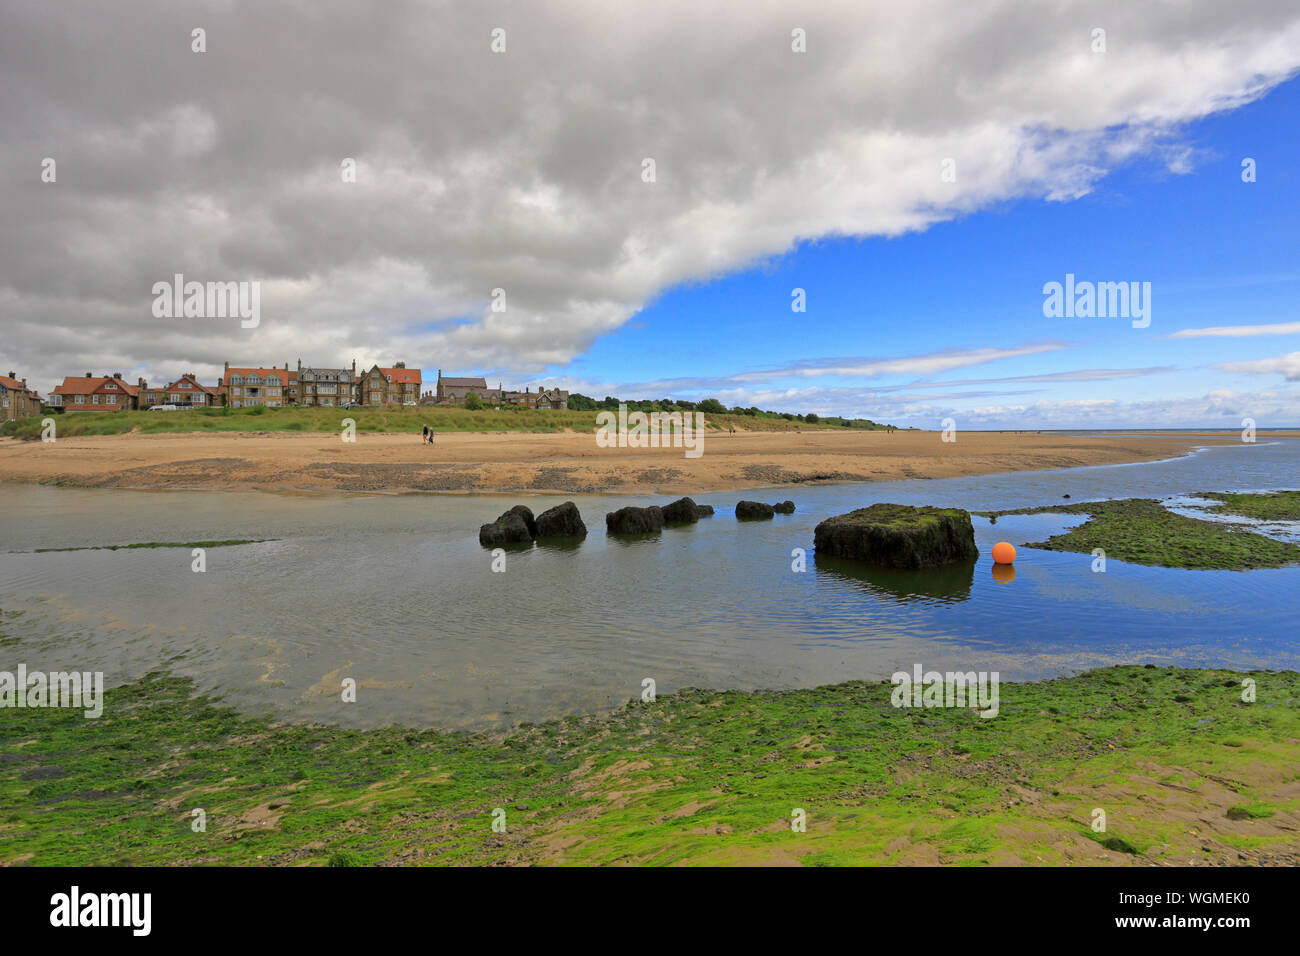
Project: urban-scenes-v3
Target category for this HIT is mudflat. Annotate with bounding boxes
[0,428,1241,495]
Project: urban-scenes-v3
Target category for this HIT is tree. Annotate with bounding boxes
[697,398,725,415]
[464,391,483,410]
[805,412,819,424]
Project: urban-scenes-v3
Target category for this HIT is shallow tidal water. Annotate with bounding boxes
[0,437,1297,730]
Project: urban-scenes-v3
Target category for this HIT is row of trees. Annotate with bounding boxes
[450,390,888,428]
[566,393,882,428]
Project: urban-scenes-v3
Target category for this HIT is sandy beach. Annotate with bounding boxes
[0,429,1246,495]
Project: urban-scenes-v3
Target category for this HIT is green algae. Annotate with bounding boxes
[1,666,1296,867]
[976,495,1300,570]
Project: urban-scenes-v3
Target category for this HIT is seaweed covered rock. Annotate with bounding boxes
[505,505,538,538]
[736,500,776,520]
[479,510,535,547]
[813,503,978,569]
[774,500,796,514]
[605,505,664,535]
[535,501,587,538]
[695,504,715,517]
[662,497,703,525]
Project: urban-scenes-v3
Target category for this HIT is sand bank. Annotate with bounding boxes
[0,429,1243,495]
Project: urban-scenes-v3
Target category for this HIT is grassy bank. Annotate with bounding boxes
[2,666,1296,866]
[0,405,871,441]
[977,495,1300,570]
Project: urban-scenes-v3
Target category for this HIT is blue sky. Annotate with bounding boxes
[555,78,1299,428]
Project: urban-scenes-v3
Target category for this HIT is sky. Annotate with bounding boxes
[2,0,1299,428]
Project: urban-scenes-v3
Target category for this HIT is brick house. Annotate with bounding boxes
[297,359,358,406]
[50,372,141,412]
[0,372,42,422]
[220,363,288,408]
[139,373,220,409]
[358,363,421,405]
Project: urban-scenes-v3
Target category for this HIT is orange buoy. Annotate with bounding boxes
[991,541,1016,565]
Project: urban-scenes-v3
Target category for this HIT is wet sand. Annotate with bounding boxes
[0,429,1244,495]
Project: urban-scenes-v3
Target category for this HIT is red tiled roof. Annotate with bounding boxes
[381,367,422,384]
[53,375,138,397]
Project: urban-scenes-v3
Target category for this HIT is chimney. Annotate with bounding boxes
[113,372,122,379]
[138,377,146,388]
[395,361,405,368]
[86,372,92,378]
[6,371,12,379]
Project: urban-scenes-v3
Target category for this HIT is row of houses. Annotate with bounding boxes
[8,361,569,416]
[427,373,570,409]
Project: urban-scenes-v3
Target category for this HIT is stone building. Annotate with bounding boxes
[0,371,42,421]
[358,362,422,405]
[435,371,498,404]
[298,359,357,406]
[221,364,288,408]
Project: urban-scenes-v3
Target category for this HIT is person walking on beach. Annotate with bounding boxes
[428,426,434,445]
[421,423,429,444]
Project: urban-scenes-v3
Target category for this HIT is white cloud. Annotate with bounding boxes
[2,1,1300,397]
[1216,351,1300,381]
[1168,321,1300,338]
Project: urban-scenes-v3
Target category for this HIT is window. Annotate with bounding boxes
[105,382,117,389]
[107,394,117,404]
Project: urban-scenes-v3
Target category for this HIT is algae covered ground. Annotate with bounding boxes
[1199,490,1300,522]
[977,494,1300,570]
[2,667,1297,867]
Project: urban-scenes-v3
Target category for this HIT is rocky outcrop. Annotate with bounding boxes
[736,500,776,520]
[662,497,703,525]
[479,508,535,547]
[774,500,796,514]
[606,505,664,534]
[535,501,587,538]
[695,504,715,517]
[813,503,978,569]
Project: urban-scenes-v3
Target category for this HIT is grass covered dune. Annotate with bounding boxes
[2,667,1297,866]
[0,404,867,441]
